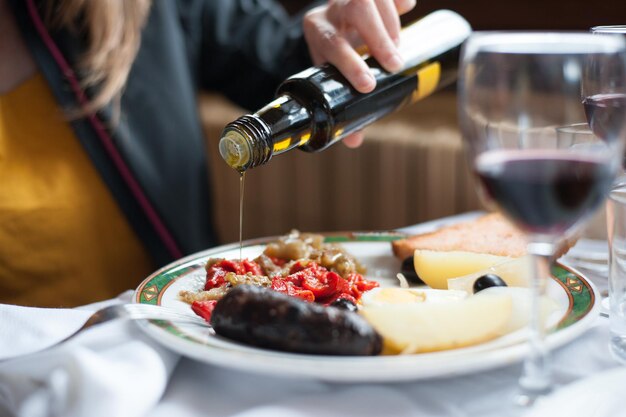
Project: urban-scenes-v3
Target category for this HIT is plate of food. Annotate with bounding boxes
[134,213,599,382]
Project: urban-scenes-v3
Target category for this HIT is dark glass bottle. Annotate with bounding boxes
[219,10,472,172]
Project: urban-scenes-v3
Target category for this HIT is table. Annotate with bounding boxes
[1,213,622,417]
[151,322,614,417]
[147,213,619,417]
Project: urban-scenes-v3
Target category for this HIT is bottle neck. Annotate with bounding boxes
[218,95,312,171]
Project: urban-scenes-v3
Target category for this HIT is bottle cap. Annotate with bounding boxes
[219,130,251,171]
[219,115,273,171]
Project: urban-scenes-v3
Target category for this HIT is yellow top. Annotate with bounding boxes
[0,74,153,307]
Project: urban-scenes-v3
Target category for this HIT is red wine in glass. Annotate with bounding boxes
[476,150,615,235]
[583,93,626,168]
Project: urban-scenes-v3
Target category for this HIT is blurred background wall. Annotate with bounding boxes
[281,0,626,30]
[202,1,626,244]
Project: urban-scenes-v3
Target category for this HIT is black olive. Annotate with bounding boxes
[400,256,425,285]
[330,298,358,312]
[473,273,507,294]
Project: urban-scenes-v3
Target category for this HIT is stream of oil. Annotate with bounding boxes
[239,171,245,260]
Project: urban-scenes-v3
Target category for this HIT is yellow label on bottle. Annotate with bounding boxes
[298,132,311,146]
[411,62,441,103]
[273,137,292,152]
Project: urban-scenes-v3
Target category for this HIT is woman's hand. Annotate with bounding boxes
[302,0,417,148]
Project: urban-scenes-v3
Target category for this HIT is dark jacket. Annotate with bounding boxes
[8,0,313,267]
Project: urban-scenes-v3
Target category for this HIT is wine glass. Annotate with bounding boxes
[458,33,626,404]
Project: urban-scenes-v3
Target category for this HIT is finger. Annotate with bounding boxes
[394,0,417,15]
[374,0,401,44]
[341,1,404,73]
[302,7,328,65]
[342,131,365,148]
[304,17,376,92]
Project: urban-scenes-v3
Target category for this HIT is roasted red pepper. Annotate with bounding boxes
[345,273,379,299]
[282,262,377,305]
[191,300,218,322]
[202,258,378,306]
[205,259,263,290]
[271,278,315,302]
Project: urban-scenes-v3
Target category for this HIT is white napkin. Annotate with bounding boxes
[523,366,626,417]
[0,291,179,417]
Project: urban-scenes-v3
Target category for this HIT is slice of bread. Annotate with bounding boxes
[393,213,577,261]
[392,213,527,261]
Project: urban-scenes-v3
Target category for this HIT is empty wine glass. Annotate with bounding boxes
[458,32,626,404]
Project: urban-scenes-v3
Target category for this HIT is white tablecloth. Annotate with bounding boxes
[1,213,623,417]
[148,213,620,417]
[151,320,617,417]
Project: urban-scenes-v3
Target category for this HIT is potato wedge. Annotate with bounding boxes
[360,292,512,354]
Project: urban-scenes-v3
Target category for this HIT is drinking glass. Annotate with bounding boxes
[585,25,626,361]
[608,186,626,363]
[458,32,626,404]
[583,26,626,180]
[555,124,610,310]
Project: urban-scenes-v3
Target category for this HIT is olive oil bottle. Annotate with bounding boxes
[219,9,471,172]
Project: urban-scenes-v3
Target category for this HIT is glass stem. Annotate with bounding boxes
[517,241,554,405]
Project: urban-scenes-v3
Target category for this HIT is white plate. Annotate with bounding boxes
[134,232,599,382]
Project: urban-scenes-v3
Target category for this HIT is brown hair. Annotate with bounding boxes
[46,0,152,117]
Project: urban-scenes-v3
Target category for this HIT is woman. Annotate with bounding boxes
[0,0,415,307]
